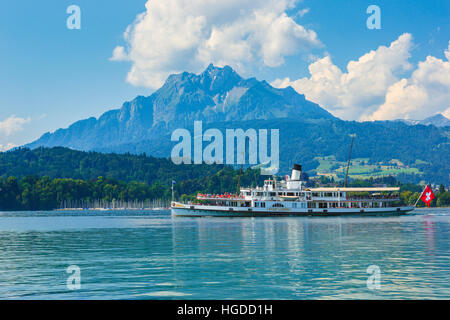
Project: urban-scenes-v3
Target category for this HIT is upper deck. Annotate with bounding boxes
[196,165,400,204]
[197,186,400,202]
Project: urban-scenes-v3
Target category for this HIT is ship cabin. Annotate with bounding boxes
[195,164,401,210]
[197,185,400,210]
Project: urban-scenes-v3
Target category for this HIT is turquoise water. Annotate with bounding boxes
[0,208,449,299]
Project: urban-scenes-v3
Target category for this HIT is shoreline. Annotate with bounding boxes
[0,206,448,213]
[55,207,170,211]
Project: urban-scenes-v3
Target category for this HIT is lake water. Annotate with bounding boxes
[0,208,449,299]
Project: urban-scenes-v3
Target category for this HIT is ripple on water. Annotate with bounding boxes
[0,208,449,299]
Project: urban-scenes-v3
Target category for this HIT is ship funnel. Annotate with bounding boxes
[291,164,302,181]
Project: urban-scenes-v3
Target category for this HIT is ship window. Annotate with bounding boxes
[261,202,266,208]
[273,203,284,208]
[292,203,297,208]
[319,202,327,208]
[269,192,276,197]
[312,192,319,197]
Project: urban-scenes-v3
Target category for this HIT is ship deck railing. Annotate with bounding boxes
[197,194,246,201]
[312,195,399,201]
[345,195,400,201]
[186,202,251,208]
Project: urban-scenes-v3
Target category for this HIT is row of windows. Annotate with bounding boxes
[311,202,383,208]
[251,202,385,209]
[254,202,307,208]
[243,191,346,198]
[247,192,310,197]
[312,192,345,197]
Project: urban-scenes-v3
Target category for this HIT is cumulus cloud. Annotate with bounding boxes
[111,0,321,88]
[367,41,450,120]
[272,33,414,120]
[0,115,30,136]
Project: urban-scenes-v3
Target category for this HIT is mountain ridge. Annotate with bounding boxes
[28,64,334,151]
[394,113,450,127]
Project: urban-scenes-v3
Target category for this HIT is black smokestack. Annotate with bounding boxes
[291,164,302,181]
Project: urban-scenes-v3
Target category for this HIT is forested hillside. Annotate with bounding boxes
[0,147,265,210]
[0,147,227,185]
[0,147,448,211]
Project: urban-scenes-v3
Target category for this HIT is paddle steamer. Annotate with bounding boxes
[171,164,414,217]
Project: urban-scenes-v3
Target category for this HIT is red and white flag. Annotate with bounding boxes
[420,185,435,207]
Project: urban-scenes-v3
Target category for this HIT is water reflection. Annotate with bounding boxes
[0,209,448,299]
[170,213,450,299]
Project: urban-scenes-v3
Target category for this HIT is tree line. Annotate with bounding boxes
[0,147,448,211]
[0,173,448,211]
[0,166,266,211]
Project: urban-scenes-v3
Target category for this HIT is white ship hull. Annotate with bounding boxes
[171,202,414,217]
[171,164,416,218]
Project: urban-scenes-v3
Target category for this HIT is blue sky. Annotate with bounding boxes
[1,0,449,150]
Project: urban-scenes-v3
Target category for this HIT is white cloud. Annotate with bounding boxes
[367,41,450,120]
[272,34,450,121]
[0,143,17,152]
[296,8,310,18]
[272,33,414,120]
[110,46,128,61]
[0,115,31,136]
[272,33,412,119]
[111,0,321,88]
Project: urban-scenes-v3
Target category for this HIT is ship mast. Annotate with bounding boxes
[237,137,252,195]
[236,150,245,195]
[344,134,356,188]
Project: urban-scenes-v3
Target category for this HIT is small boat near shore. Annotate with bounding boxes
[171,164,415,217]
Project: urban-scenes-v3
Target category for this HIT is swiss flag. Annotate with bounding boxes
[420,185,435,207]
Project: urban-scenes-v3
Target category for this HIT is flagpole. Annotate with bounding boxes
[413,184,427,207]
[171,180,175,203]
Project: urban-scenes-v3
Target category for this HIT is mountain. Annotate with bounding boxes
[419,114,450,127]
[394,113,450,127]
[27,64,334,151]
[24,65,450,184]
